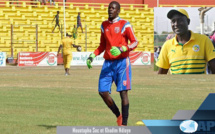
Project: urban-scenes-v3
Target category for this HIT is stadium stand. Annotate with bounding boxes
[0,1,154,58]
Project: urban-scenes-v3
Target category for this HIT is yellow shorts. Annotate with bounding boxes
[63,54,72,69]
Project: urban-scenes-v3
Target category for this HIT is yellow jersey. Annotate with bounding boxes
[156,31,215,74]
[61,37,73,55]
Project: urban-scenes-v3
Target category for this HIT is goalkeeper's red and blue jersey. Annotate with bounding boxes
[93,17,138,60]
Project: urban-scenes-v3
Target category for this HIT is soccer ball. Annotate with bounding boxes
[77,46,82,52]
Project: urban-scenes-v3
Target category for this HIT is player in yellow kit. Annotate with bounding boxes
[57,32,80,75]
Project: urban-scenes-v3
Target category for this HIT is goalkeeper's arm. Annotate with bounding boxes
[86,53,96,69]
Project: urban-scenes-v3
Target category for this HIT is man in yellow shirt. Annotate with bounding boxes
[57,32,79,75]
[156,9,215,74]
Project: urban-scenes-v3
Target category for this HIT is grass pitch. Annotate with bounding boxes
[0,65,215,134]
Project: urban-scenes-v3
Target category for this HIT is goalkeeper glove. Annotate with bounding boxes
[86,53,96,69]
[110,46,127,56]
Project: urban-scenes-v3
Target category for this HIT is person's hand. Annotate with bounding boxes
[86,53,96,69]
[110,46,127,56]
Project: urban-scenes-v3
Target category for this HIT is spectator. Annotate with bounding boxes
[38,0,46,5]
[48,0,55,5]
[154,47,159,60]
[72,25,78,40]
[52,11,60,33]
[207,31,215,74]
[154,47,159,71]
[157,46,161,55]
[156,8,215,74]
[77,12,84,33]
[210,30,215,47]
[10,0,19,6]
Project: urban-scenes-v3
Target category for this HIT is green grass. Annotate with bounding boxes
[0,65,215,134]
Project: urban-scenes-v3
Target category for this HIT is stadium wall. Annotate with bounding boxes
[4,0,144,4]
[145,0,215,7]
[8,0,215,7]
[56,0,144,4]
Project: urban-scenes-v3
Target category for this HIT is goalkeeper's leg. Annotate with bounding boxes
[120,91,129,126]
[98,60,122,125]
[99,92,122,126]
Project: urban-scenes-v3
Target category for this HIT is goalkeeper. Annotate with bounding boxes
[86,1,138,126]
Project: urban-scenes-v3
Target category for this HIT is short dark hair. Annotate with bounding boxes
[109,1,120,10]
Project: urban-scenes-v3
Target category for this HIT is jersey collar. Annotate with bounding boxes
[109,17,121,23]
[173,30,195,46]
